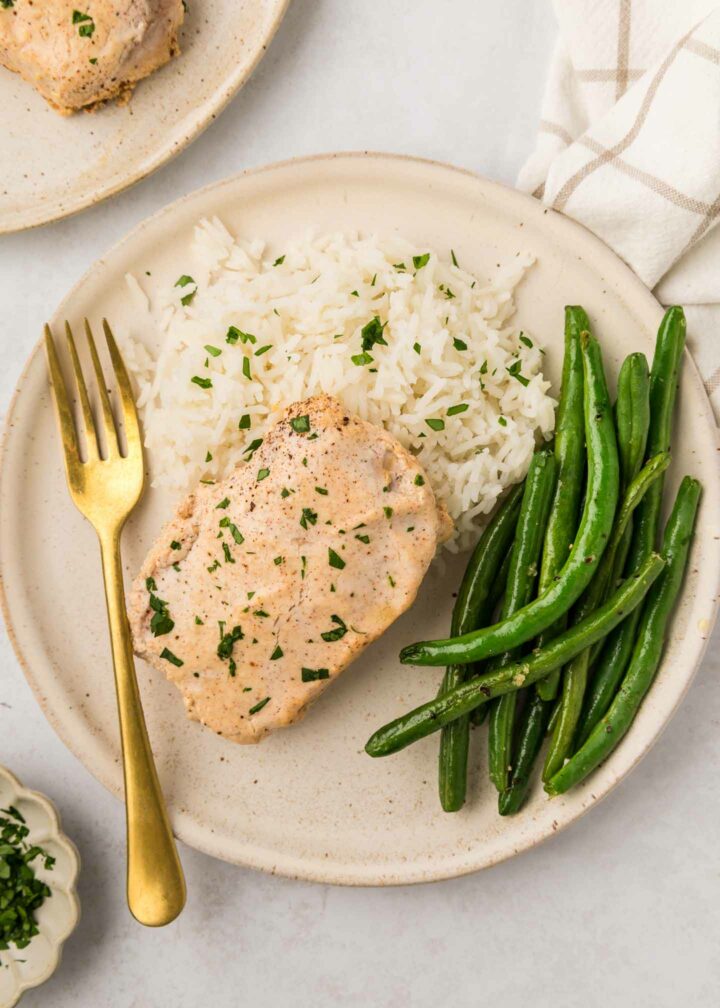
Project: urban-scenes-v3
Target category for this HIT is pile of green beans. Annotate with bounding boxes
[365,305,700,816]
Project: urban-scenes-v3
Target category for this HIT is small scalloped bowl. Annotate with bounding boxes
[0,766,79,1008]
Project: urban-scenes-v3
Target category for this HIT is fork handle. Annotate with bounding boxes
[98,528,186,926]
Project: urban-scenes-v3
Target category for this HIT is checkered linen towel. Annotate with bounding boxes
[519,0,720,423]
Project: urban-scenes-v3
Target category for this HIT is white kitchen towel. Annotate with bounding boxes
[519,0,720,422]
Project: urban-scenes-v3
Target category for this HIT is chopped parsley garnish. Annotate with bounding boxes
[519,333,533,348]
[0,805,54,961]
[315,486,328,496]
[355,534,370,544]
[174,274,196,305]
[447,403,469,416]
[238,414,251,430]
[215,497,230,509]
[160,648,183,667]
[170,540,182,550]
[72,10,95,37]
[243,438,263,460]
[388,574,396,587]
[257,468,270,482]
[89,57,98,64]
[383,506,393,519]
[290,415,311,433]
[280,487,293,499]
[205,451,213,463]
[217,624,243,675]
[222,542,235,564]
[300,508,318,530]
[147,584,174,637]
[393,262,406,271]
[351,352,374,367]
[301,668,330,682]
[414,474,425,486]
[191,376,212,389]
[207,559,221,573]
[204,344,222,357]
[498,416,508,427]
[219,517,244,544]
[480,360,488,374]
[412,253,430,270]
[328,548,345,570]
[226,326,254,345]
[453,337,468,351]
[413,342,422,355]
[321,615,348,642]
[273,556,284,565]
[249,696,271,714]
[254,345,272,357]
[360,316,388,353]
[438,284,455,300]
[254,610,270,619]
[451,249,459,267]
[272,255,285,266]
[351,290,359,297]
[507,360,530,386]
[270,645,283,660]
[425,418,445,431]
[242,357,252,381]
[194,616,204,625]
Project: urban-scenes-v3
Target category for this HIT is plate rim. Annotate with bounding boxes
[2,150,719,886]
[0,0,291,236]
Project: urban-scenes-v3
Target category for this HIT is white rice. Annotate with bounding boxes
[121,218,556,552]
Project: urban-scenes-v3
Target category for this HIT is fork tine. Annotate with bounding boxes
[64,321,99,461]
[84,318,119,458]
[102,319,143,463]
[44,324,80,469]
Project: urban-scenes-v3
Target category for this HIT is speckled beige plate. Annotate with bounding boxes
[1,153,719,886]
[0,766,79,1008]
[0,0,289,234]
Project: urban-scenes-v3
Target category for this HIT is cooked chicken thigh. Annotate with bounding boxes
[129,396,452,744]
[0,1,184,113]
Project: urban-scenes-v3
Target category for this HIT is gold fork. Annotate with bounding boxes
[45,318,186,927]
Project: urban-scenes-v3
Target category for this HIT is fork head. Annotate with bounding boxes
[45,319,145,533]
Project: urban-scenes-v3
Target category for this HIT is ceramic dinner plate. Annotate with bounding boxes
[1,153,719,885]
[0,0,289,234]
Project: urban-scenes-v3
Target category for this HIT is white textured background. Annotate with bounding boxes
[1,2,719,1006]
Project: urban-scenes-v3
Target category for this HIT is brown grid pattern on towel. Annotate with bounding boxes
[532,3,720,409]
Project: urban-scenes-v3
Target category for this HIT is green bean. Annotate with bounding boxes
[546,477,701,796]
[577,308,686,742]
[633,307,686,551]
[536,306,587,701]
[399,331,619,668]
[469,553,512,729]
[438,484,523,812]
[542,451,670,781]
[586,353,650,667]
[498,694,552,815]
[488,449,557,792]
[366,553,663,758]
[615,353,651,491]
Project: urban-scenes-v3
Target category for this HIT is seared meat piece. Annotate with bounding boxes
[129,395,452,744]
[0,1,184,113]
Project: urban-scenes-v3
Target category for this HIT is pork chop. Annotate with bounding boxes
[0,1,184,113]
[129,395,452,744]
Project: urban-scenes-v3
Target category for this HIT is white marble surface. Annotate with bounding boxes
[1,2,719,1006]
